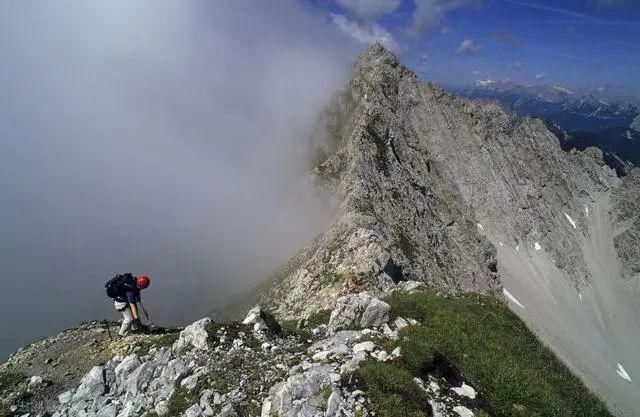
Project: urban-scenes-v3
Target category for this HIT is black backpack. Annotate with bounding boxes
[105,273,134,299]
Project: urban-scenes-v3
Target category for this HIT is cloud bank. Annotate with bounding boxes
[0,0,357,358]
[336,0,401,20]
[456,38,483,54]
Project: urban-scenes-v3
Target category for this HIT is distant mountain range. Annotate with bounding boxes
[458,80,640,172]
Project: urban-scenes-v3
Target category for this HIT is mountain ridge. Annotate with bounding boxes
[261,44,640,416]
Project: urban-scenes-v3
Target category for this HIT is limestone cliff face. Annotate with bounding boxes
[265,45,640,416]
[266,44,627,316]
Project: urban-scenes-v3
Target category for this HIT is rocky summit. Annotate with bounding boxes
[1,287,489,417]
[263,44,640,415]
[2,44,639,417]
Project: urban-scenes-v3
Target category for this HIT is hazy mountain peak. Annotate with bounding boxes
[263,46,640,416]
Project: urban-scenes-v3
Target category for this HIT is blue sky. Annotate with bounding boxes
[307,0,640,96]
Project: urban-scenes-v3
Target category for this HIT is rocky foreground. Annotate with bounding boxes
[1,284,489,417]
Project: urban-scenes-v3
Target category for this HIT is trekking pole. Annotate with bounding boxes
[104,320,114,341]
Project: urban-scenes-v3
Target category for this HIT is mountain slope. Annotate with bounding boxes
[265,45,640,416]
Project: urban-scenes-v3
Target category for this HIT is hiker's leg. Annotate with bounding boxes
[119,307,133,336]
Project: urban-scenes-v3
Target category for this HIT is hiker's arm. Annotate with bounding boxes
[129,302,139,320]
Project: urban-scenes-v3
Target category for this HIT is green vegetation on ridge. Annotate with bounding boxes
[356,292,612,417]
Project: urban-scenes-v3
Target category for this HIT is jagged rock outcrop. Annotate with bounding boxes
[1,295,484,417]
[263,44,640,416]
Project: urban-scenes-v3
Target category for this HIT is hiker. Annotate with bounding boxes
[105,273,151,336]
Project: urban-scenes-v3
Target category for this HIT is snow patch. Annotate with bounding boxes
[476,223,484,231]
[578,293,582,300]
[584,204,589,216]
[563,212,577,229]
[534,242,542,251]
[475,79,495,87]
[498,241,504,247]
[515,245,520,252]
[617,363,632,382]
[552,85,575,95]
[503,288,525,309]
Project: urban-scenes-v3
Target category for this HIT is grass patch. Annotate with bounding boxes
[352,362,428,417]
[307,309,332,329]
[136,332,180,356]
[166,378,191,417]
[386,292,613,417]
[0,371,25,395]
[166,377,209,417]
[325,272,345,284]
[396,229,418,261]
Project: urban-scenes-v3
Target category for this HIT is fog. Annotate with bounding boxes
[0,1,357,358]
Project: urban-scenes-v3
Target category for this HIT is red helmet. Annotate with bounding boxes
[136,275,150,289]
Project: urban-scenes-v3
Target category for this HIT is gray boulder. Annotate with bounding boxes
[328,293,390,332]
[173,318,212,352]
[72,366,104,402]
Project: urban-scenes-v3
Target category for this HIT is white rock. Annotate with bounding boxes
[260,399,272,417]
[312,351,332,362]
[253,320,268,332]
[242,306,262,325]
[181,374,199,390]
[96,403,117,417]
[115,355,142,389]
[453,405,475,417]
[371,350,389,361]
[325,388,342,417]
[184,404,203,417]
[391,347,401,358]
[27,375,43,390]
[381,323,397,339]
[452,382,477,399]
[397,281,426,293]
[217,404,238,417]
[57,390,73,404]
[353,341,375,353]
[72,366,104,402]
[155,401,169,416]
[340,351,368,375]
[328,293,390,332]
[394,317,409,330]
[173,318,212,352]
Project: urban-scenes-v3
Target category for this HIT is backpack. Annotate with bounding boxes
[105,273,134,299]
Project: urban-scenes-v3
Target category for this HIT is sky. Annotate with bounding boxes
[1,0,638,358]
[314,0,640,96]
[0,0,356,358]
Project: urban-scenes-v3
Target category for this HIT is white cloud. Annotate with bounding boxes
[331,13,399,51]
[534,73,546,80]
[593,0,632,8]
[411,0,480,36]
[456,38,482,54]
[507,61,523,70]
[475,79,495,86]
[336,0,401,20]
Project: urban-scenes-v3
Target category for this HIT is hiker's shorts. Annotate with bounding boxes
[114,301,133,336]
